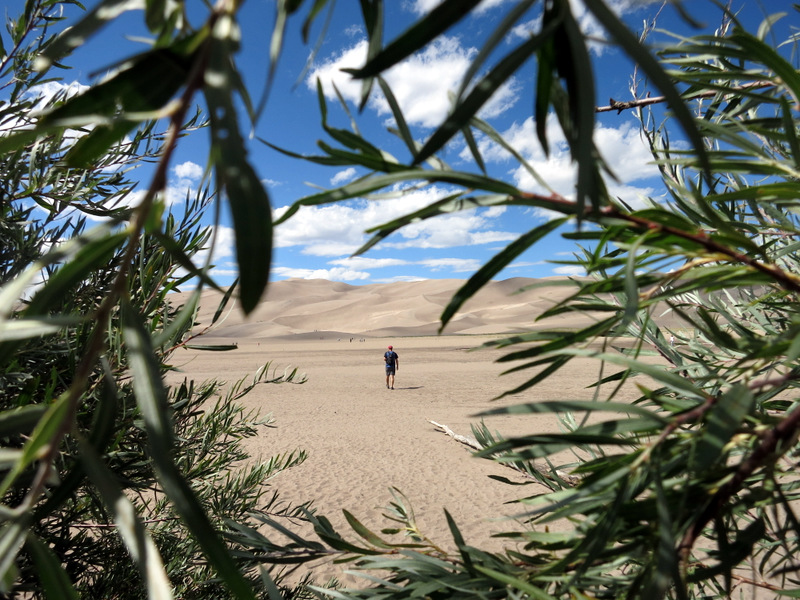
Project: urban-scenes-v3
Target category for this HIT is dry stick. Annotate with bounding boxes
[596,81,775,113]
[428,420,578,485]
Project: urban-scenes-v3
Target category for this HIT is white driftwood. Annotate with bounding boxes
[427,420,579,485]
[428,420,482,451]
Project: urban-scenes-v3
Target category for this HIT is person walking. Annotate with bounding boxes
[384,345,399,389]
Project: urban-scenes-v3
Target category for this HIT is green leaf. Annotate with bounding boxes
[77,436,173,599]
[691,384,754,474]
[0,405,47,438]
[121,300,256,599]
[0,392,70,498]
[440,217,568,330]
[473,564,557,599]
[415,30,546,165]
[205,22,272,315]
[25,535,80,600]
[348,0,484,80]
[35,0,144,70]
[0,316,80,342]
[343,510,393,549]
[0,519,28,593]
[584,0,710,176]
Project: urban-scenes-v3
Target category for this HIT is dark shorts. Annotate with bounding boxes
[385,365,396,375]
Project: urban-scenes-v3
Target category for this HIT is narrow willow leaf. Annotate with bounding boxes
[35,0,143,70]
[644,461,679,599]
[473,564,557,599]
[0,316,79,342]
[476,400,666,423]
[356,0,383,109]
[444,509,476,576]
[151,231,226,294]
[35,360,120,518]
[0,405,47,438]
[455,0,536,101]
[0,392,70,498]
[584,0,710,175]
[152,288,201,349]
[559,0,600,216]
[183,344,239,351]
[691,384,754,474]
[349,0,484,79]
[440,217,568,330]
[25,534,80,600]
[272,168,522,225]
[78,437,173,600]
[205,21,272,314]
[25,232,128,317]
[343,510,393,549]
[376,76,416,158]
[553,348,707,399]
[415,31,546,165]
[121,300,256,599]
[0,520,27,593]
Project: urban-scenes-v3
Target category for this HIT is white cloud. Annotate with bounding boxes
[174,161,203,181]
[331,167,357,185]
[271,266,372,281]
[408,0,513,15]
[466,115,659,215]
[329,257,409,269]
[511,0,664,55]
[165,160,205,207]
[419,258,482,272]
[553,264,586,277]
[307,36,519,128]
[273,185,516,256]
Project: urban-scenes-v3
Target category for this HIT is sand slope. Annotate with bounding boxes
[165,278,667,586]
[177,276,604,341]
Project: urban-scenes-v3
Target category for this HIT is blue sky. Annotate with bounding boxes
[28,0,794,286]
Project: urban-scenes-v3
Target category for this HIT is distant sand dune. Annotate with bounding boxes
[166,277,679,586]
[176,277,606,341]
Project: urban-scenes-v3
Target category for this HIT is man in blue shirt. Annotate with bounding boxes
[384,345,399,389]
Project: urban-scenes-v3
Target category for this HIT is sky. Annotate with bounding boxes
[19,0,795,286]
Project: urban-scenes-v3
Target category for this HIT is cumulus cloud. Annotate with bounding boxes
[511,0,664,55]
[271,266,372,281]
[174,161,203,181]
[419,257,482,272]
[464,115,659,215]
[553,264,587,277]
[329,257,410,269]
[408,0,513,15]
[273,185,517,256]
[307,36,519,128]
[165,161,205,207]
[331,167,357,185]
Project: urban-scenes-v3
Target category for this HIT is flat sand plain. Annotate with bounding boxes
[166,278,653,584]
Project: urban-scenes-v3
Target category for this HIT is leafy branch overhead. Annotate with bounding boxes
[3,0,800,599]
[268,2,800,598]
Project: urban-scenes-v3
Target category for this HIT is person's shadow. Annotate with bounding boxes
[395,386,424,390]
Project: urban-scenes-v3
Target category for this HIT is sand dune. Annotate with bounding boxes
[177,276,599,342]
[166,278,664,586]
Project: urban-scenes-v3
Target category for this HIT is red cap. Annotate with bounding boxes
[388,345,393,349]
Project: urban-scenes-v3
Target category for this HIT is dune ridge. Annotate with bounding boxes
[178,276,594,340]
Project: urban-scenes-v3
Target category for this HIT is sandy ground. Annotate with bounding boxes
[167,332,642,586]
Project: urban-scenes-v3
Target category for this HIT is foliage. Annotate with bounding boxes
[4,0,800,599]
[0,1,313,598]
[265,2,800,599]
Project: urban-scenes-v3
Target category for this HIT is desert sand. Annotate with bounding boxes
[166,278,651,585]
